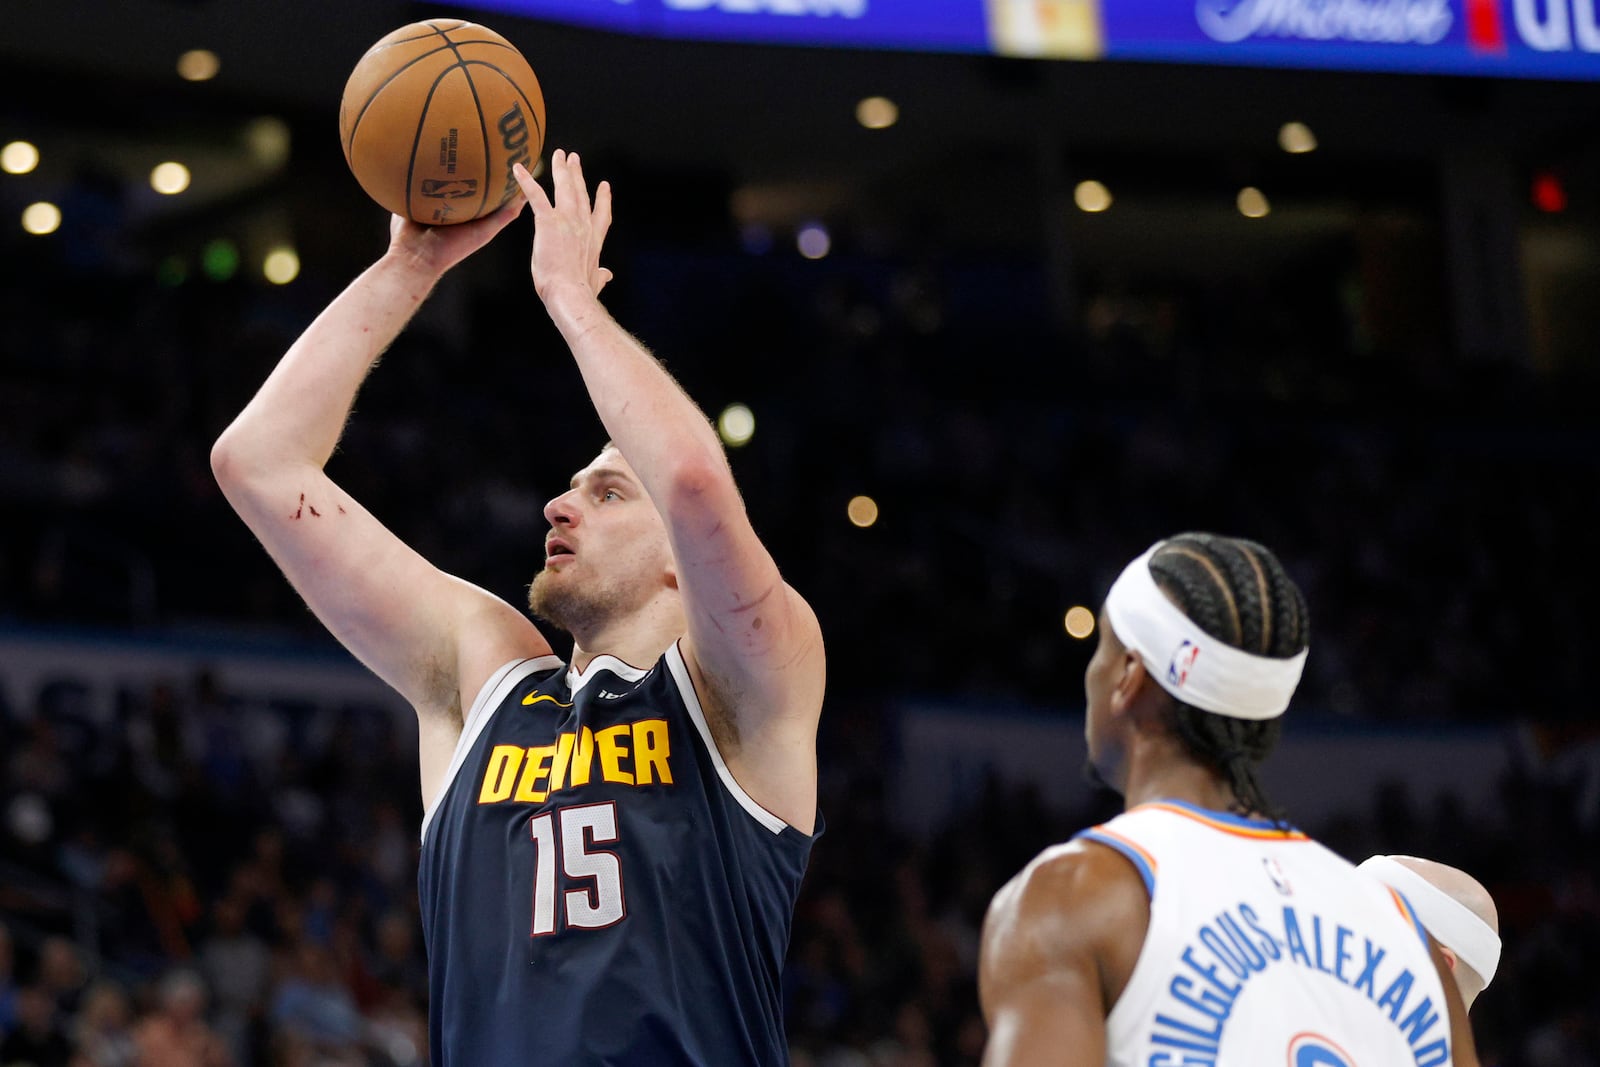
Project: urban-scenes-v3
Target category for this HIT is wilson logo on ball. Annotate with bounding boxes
[499,102,533,206]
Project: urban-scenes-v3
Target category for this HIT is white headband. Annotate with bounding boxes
[1103,543,1307,721]
[1358,856,1500,988]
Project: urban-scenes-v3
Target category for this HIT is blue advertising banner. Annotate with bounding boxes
[454,0,990,51]
[445,0,1600,80]
[1101,0,1600,80]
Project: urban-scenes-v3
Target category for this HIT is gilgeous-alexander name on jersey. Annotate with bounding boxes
[1076,801,1454,1067]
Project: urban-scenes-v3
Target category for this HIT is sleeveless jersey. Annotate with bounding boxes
[417,641,818,1067]
[1077,800,1453,1067]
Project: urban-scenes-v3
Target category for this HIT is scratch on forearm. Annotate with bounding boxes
[291,492,334,520]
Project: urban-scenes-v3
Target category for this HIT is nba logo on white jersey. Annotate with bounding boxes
[1264,857,1293,896]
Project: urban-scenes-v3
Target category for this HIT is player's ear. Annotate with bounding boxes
[1109,650,1146,715]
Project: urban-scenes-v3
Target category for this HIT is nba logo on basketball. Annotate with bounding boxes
[1167,641,1200,687]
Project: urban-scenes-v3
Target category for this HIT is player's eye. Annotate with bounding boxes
[601,488,621,502]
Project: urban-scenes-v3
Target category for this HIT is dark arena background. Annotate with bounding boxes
[3,1,1600,1063]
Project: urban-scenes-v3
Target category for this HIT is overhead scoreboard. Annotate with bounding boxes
[446,0,1600,80]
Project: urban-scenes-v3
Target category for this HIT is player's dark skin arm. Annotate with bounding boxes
[978,841,1148,1066]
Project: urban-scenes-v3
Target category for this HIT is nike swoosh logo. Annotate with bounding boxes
[522,693,574,708]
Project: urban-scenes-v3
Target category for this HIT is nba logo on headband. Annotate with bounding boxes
[1168,641,1200,688]
[1105,542,1308,721]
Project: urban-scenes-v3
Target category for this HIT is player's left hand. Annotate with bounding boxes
[515,149,614,304]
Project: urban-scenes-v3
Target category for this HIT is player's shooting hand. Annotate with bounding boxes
[385,195,526,278]
[515,150,614,305]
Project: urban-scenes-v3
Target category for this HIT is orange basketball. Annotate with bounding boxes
[339,19,546,225]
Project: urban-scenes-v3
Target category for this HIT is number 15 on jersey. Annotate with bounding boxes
[530,802,628,939]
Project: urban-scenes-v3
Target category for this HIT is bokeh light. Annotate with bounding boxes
[177,49,221,82]
[847,496,879,528]
[1237,186,1271,218]
[1074,180,1112,213]
[2,141,39,175]
[1064,606,1096,639]
[21,202,60,235]
[151,162,191,195]
[855,96,899,130]
[263,247,300,285]
[717,403,755,447]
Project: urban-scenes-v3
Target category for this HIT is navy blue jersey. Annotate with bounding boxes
[418,641,818,1066]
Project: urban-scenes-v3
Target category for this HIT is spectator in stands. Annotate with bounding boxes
[69,980,137,1067]
[0,985,71,1067]
[131,969,230,1067]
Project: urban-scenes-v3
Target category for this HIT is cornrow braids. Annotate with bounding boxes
[1147,533,1310,821]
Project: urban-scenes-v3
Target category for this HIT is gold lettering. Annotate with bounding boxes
[478,745,525,803]
[596,724,634,785]
[514,745,555,803]
[569,727,596,787]
[633,719,673,785]
[548,731,576,793]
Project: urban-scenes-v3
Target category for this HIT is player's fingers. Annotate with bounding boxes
[595,267,614,294]
[592,181,613,247]
[557,150,588,217]
[513,163,552,214]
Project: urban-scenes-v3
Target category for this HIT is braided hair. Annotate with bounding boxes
[1146,533,1310,820]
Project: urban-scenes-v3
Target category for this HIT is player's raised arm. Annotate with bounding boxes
[210,204,550,802]
[513,151,824,831]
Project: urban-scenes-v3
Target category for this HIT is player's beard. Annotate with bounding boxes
[528,566,632,638]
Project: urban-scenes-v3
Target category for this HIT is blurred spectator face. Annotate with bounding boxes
[78,981,132,1031]
[14,986,56,1035]
[375,911,414,962]
[158,971,207,1024]
[38,937,85,997]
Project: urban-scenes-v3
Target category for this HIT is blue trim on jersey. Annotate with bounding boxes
[1077,828,1156,897]
[1393,889,1432,949]
[1154,797,1300,833]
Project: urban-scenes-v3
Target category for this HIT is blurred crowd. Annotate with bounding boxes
[0,667,1596,1066]
[2,170,1599,1064]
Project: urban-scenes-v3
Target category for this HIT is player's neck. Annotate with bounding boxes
[1119,744,1241,816]
[567,594,685,674]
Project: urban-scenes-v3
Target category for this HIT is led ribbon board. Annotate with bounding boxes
[447,0,1600,79]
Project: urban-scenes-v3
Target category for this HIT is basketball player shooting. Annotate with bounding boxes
[211,150,825,1065]
[977,534,1480,1066]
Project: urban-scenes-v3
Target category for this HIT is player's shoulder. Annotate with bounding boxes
[986,838,1147,945]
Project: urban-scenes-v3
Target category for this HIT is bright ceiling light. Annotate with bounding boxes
[855,96,899,130]
[263,247,300,285]
[1074,180,1112,213]
[797,222,831,260]
[2,141,39,175]
[177,49,221,82]
[847,496,880,529]
[1064,606,1096,639]
[151,162,191,195]
[22,202,61,235]
[1278,121,1317,154]
[717,403,755,447]
[1237,186,1271,218]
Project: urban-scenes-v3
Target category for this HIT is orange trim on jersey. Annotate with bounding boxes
[1089,826,1160,875]
[1139,801,1311,841]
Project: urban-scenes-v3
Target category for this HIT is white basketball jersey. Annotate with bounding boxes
[1081,800,1454,1067]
